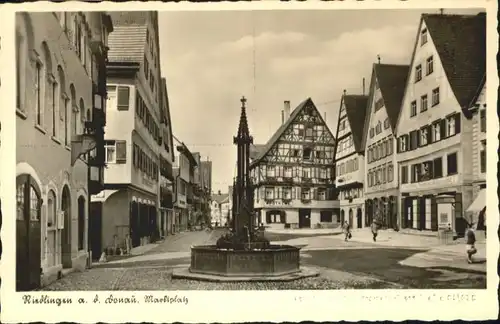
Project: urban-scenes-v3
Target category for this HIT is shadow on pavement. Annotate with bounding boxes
[303,247,486,289]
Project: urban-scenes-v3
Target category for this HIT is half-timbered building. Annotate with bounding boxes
[250,99,338,229]
[395,12,486,237]
[362,63,408,229]
[334,94,368,228]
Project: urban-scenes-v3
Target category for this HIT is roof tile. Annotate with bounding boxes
[423,13,486,111]
[343,95,369,153]
[108,25,148,63]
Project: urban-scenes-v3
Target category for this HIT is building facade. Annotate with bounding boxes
[158,77,175,237]
[173,142,197,231]
[210,191,229,227]
[362,63,408,229]
[465,80,486,237]
[91,12,163,255]
[334,94,368,228]
[200,159,213,225]
[250,99,338,229]
[16,12,112,290]
[395,13,486,236]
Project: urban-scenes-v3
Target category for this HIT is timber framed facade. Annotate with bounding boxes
[250,98,339,230]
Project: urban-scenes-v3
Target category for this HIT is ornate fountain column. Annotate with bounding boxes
[232,96,254,235]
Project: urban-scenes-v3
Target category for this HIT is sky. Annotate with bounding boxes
[158,8,482,194]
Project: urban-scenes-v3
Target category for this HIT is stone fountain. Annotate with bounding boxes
[172,97,318,282]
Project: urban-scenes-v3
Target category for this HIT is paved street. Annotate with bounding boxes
[41,229,486,291]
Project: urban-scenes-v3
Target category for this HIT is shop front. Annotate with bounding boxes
[365,192,398,229]
[399,186,471,237]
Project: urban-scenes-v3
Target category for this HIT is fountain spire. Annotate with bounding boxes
[232,96,254,234]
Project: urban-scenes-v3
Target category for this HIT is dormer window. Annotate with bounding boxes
[421,28,428,46]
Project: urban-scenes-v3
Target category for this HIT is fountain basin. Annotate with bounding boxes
[188,245,301,277]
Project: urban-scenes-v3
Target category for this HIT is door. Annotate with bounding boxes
[89,202,102,260]
[16,175,42,291]
[356,208,362,228]
[129,202,140,247]
[340,209,345,224]
[298,209,311,228]
[348,209,354,227]
[61,186,72,267]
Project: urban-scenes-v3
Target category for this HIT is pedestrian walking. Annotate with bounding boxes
[371,220,379,242]
[343,221,351,242]
[465,223,477,264]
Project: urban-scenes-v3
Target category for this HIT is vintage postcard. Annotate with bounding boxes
[0,0,498,322]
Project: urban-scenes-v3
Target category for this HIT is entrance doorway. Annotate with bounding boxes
[130,202,140,247]
[348,209,354,227]
[16,174,42,291]
[89,202,103,260]
[61,186,72,268]
[340,209,345,224]
[356,208,362,228]
[298,209,311,228]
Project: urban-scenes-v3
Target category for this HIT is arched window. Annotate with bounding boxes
[57,66,67,144]
[16,31,25,111]
[79,98,85,132]
[46,190,57,267]
[39,41,53,129]
[47,190,56,227]
[15,13,34,114]
[77,196,85,250]
[70,84,77,137]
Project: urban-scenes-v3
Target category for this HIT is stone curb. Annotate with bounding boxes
[171,266,320,282]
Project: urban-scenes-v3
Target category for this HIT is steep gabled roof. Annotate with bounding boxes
[108,25,148,63]
[250,98,331,166]
[343,95,369,153]
[423,13,486,113]
[249,144,266,160]
[375,64,409,131]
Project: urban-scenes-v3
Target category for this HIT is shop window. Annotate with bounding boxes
[320,211,333,222]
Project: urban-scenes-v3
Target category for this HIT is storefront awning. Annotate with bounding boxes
[467,189,486,213]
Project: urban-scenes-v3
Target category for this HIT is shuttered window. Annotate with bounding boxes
[116,140,127,164]
[433,157,442,178]
[117,86,130,111]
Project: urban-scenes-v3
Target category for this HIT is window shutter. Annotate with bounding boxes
[409,132,415,150]
[132,144,136,167]
[396,138,401,153]
[117,86,130,111]
[430,197,438,231]
[411,165,416,183]
[440,119,446,139]
[416,130,421,147]
[135,92,141,116]
[415,198,420,230]
[426,125,433,144]
[454,113,461,134]
[116,140,127,163]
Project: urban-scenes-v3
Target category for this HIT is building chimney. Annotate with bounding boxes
[284,100,291,120]
[362,77,366,95]
[281,110,285,124]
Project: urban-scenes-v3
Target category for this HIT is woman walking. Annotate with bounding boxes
[465,223,477,264]
[343,221,351,242]
[371,220,379,242]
